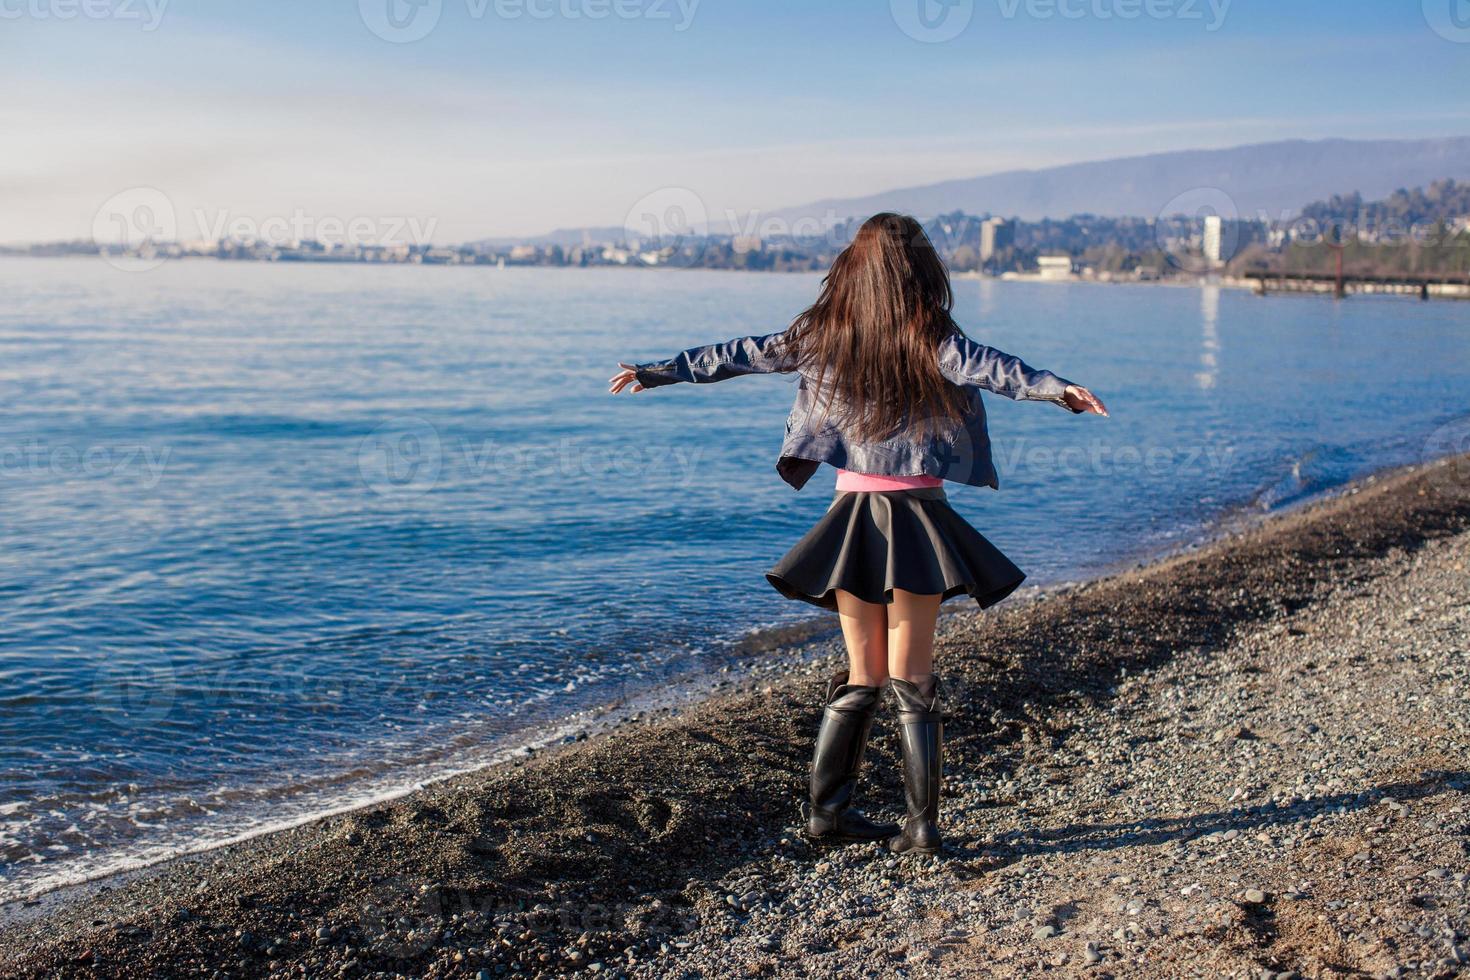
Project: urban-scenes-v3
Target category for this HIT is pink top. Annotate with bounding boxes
[835,469,944,492]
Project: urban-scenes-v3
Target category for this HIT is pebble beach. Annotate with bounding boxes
[2,454,1468,980]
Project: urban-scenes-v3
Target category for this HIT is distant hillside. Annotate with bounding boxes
[470,226,627,249]
[764,136,1470,226]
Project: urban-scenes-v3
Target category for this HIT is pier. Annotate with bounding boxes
[1245,270,1470,300]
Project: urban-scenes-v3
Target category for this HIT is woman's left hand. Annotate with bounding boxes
[1063,385,1108,416]
[608,363,644,394]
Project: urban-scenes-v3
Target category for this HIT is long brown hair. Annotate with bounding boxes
[781,212,969,441]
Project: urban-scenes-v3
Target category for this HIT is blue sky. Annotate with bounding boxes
[3,0,1468,243]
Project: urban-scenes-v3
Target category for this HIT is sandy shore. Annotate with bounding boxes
[3,455,1468,979]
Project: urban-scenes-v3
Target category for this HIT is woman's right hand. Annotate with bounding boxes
[608,363,644,394]
[1063,385,1108,416]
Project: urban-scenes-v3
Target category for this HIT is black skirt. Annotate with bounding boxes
[765,487,1025,611]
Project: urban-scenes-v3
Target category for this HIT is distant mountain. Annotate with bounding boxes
[764,136,1470,226]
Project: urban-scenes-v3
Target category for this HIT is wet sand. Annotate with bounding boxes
[2,454,1468,979]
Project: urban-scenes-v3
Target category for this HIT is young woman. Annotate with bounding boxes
[609,213,1106,856]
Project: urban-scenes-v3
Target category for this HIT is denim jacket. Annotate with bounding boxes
[633,329,1078,491]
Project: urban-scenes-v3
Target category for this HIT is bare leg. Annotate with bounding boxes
[886,588,943,687]
[834,589,888,688]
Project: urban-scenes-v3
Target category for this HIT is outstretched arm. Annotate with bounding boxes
[938,333,1107,416]
[609,331,794,394]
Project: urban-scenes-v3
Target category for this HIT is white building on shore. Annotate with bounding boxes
[1203,214,1224,266]
[1036,255,1075,280]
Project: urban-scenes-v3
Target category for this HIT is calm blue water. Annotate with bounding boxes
[2,258,1467,901]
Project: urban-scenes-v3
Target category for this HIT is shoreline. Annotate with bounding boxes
[3,453,1468,978]
[8,255,1467,300]
[0,255,1279,293]
[0,612,848,915]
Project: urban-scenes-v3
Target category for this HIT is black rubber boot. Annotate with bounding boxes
[888,675,943,856]
[802,671,900,843]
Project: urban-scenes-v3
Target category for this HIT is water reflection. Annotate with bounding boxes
[1196,283,1220,390]
[978,276,998,318]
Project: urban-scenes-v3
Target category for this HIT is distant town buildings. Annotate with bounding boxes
[13,180,1464,281]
